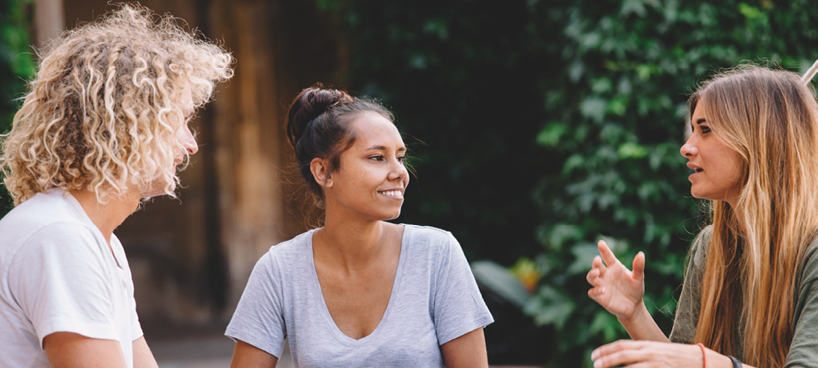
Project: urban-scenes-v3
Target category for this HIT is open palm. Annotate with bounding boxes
[586,240,645,321]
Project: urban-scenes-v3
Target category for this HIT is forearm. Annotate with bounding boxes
[618,301,669,342]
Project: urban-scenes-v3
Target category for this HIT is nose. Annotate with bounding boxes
[388,158,409,182]
[680,137,698,157]
[179,126,199,155]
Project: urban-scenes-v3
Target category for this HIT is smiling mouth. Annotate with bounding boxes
[379,190,403,198]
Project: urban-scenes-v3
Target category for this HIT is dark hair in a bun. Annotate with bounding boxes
[286,84,395,207]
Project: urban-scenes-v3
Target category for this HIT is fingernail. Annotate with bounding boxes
[593,359,601,368]
[591,349,599,360]
[599,287,606,294]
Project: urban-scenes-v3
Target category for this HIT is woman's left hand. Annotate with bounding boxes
[591,340,706,368]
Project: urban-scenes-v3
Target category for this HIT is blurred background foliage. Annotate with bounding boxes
[321,0,818,366]
[0,0,35,217]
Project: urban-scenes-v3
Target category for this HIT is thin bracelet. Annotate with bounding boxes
[696,343,707,368]
[727,355,742,368]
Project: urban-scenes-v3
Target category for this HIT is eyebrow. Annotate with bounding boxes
[366,144,407,152]
[696,119,706,124]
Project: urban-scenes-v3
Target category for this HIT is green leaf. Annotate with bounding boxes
[471,260,530,308]
[618,142,648,159]
[567,243,599,275]
[580,97,607,123]
[524,285,576,330]
[536,122,568,147]
[589,311,623,342]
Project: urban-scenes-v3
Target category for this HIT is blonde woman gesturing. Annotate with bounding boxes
[587,66,818,368]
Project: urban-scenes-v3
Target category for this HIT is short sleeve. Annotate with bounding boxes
[432,233,494,345]
[669,227,710,344]
[130,295,143,341]
[785,245,818,367]
[225,252,287,358]
[8,223,119,347]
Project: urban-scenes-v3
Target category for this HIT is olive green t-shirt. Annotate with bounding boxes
[669,226,818,366]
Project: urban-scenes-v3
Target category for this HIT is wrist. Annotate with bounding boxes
[707,348,733,368]
[617,300,647,326]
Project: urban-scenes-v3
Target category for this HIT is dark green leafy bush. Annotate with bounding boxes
[321,0,818,365]
[0,0,35,217]
[528,0,818,365]
[326,0,818,365]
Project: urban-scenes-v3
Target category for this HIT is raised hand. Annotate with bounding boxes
[586,240,646,322]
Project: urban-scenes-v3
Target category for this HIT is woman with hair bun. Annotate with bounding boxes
[226,85,494,367]
[587,66,818,368]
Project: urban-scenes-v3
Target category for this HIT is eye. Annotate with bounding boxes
[397,156,406,163]
[369,155,385,161]
[700,125,711,134]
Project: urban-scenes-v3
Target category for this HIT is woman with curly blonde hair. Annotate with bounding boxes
[0,4,232,367]
[587,66,818,368]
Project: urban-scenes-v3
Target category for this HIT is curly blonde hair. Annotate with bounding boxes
[0,4,233,205]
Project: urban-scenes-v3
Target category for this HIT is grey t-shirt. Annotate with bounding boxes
[670,226,818,366]
[225,224,494,367]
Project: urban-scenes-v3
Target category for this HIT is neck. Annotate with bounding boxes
[69,189,141,244]
[315,210,389,271]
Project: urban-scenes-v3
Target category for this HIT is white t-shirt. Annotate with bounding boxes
[225,225,494,368]
[0,189,142,368]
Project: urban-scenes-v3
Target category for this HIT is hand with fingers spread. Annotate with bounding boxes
[586,240,646,323]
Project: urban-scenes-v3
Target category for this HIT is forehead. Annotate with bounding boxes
[692,99,708,119]
[348,113,403,147]
[175,84,195,115]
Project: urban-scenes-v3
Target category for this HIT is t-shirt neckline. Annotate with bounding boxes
[307,224,411,346]
[52,188,126,270]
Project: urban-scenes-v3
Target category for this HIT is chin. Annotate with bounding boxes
[381,209,402,221]
[141,184,176,199]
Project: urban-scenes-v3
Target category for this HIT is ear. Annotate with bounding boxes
[310,157,333,188]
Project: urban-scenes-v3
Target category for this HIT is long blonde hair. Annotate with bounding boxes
[691,66,818,368]
[0,4,233,204]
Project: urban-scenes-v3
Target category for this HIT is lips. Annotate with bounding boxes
[687,163,703,173]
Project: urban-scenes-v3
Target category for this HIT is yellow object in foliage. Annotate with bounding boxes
[510,258,541,293]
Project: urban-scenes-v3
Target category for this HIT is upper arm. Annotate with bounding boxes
[230,339,278,368]
[132,336,158,368]
[43,332,128,368]
[785,249,818,367]
[440,328,488,368]
[225,253,287,357]
[432,233,494,344]
[11,224,118,344]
